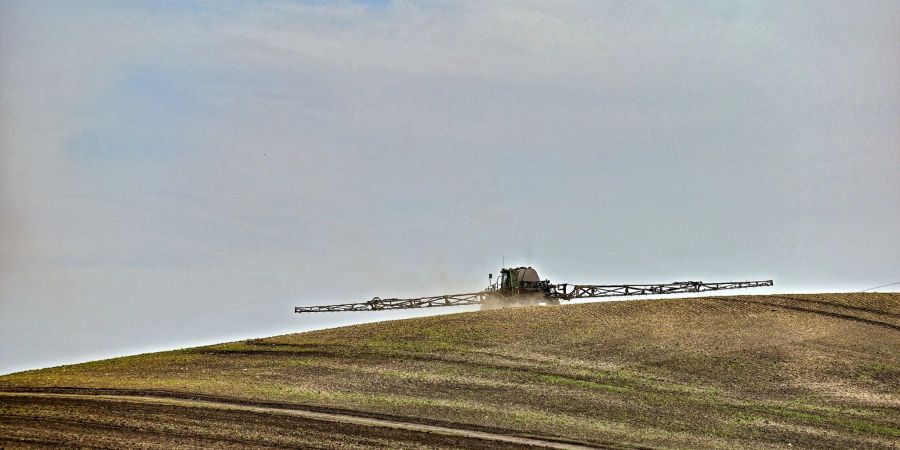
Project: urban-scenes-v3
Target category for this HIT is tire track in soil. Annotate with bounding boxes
[0,391,606,450]
[720,297,900,332]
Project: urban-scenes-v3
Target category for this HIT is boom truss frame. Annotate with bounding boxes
[295,292,487,313]
[552,280,773,300]
[294,280,773,313]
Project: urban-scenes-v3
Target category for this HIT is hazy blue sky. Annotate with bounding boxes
[1,1,898,374]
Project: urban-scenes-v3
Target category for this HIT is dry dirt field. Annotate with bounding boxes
[1,293,898,449]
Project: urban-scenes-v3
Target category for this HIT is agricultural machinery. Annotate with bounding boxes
[295,267,773,313]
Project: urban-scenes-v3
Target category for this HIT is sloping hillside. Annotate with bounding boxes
[2,293,899,449]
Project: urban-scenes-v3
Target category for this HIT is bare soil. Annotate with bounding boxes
[2,293,898,449]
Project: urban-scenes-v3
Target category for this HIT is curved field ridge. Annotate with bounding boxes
[0,391,597,449]
[2,293,899,449]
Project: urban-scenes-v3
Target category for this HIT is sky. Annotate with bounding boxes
[1,0,898,375]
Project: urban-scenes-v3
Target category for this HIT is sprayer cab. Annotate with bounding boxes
[491,267,541,289]
[483,267,557,307]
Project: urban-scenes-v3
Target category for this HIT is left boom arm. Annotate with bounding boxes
[295,292,487,313]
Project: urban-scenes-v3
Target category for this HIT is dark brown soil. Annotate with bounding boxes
[0,394,543,449]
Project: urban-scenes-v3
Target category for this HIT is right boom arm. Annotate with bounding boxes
[551,280,773,300]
